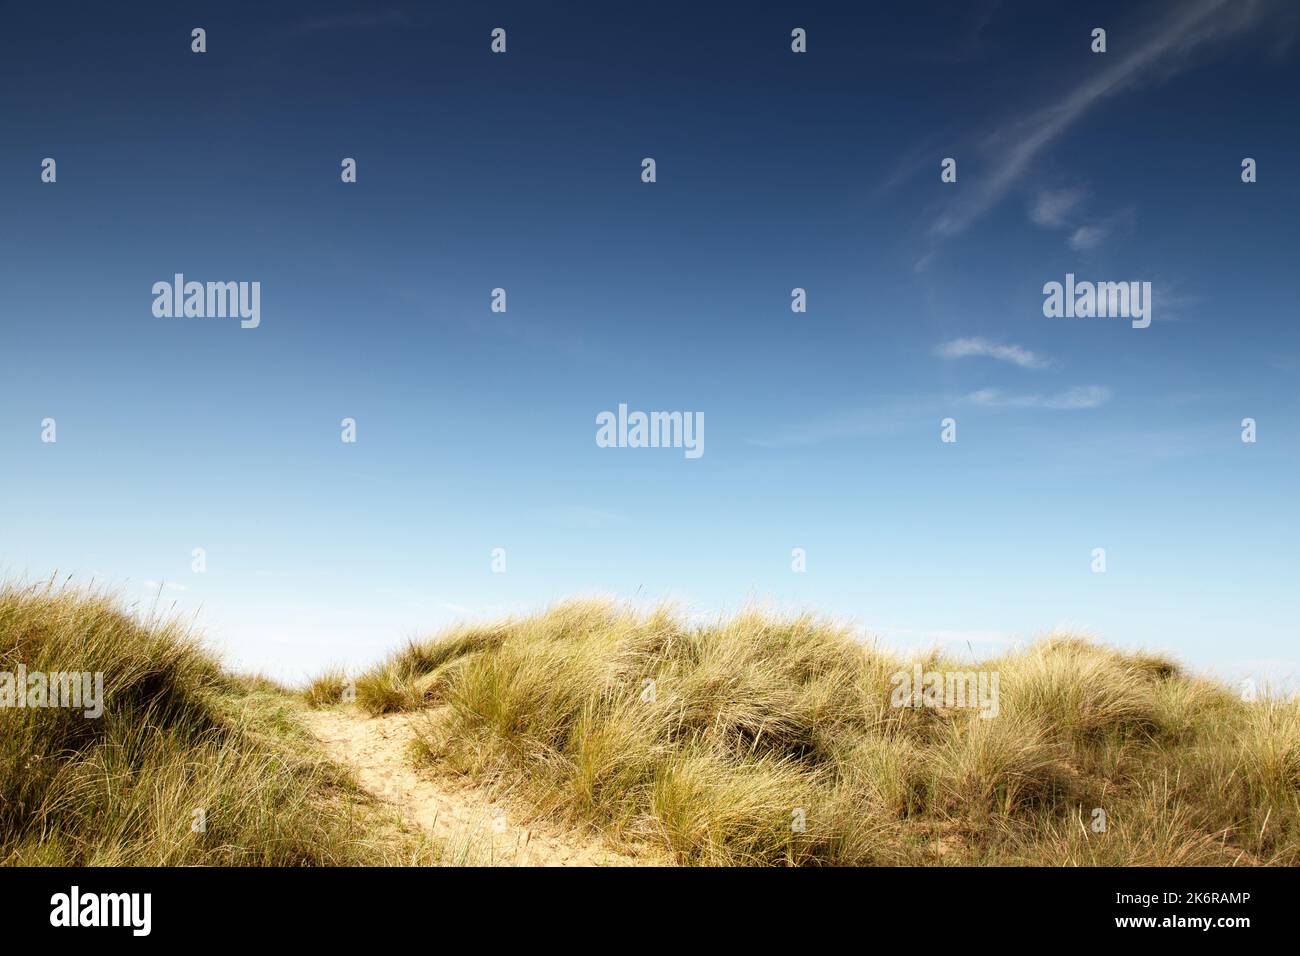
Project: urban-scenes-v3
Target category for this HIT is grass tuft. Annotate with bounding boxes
[0,581,436,865]
[304,667,350,708]
[353,599,1300,866]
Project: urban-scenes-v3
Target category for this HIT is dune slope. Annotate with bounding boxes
[337,600,1300,866]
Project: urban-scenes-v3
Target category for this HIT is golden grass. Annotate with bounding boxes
[350,599,1300,866]
[304,667,350,708]
[8,581,1292,867]
[0,581,438,865]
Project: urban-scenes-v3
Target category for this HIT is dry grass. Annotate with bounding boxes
[0,580,438,865]
[304,667,350,708]
[8,580,1293,867]
[349,599,1300,866]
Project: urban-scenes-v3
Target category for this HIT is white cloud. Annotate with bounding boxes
[1067,224,1108,251]
[965,385,1111,410]
[1029,188,1085,228]
[1149,279,1199,322]
[935,337,1054,370]
[931,0,1274,237]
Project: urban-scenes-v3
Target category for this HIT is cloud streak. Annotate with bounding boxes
[965,385,1112,410]
[935,337,1054,369]
[1067,224,1108,251]
[749,384,1111,447]
[932,0,1275,237]
[1028,188,1085,228]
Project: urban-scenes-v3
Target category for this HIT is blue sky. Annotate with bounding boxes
[2,1,1297,685]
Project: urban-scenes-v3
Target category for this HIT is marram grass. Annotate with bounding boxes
[351,600,1300,866]
[0,581,436,866]
[5,581,1294,867]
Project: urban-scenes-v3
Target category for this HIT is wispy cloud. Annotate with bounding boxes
[1149,279,1200,322]
[1028,188,1085,228]
[1067,224,1108,251]
[965,385,1111,410]
[749,383,1111,447]
[935,337,1054,370]
[932,0,1276,237]
[1028,187,1127,252]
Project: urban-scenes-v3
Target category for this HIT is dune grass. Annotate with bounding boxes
[304,667,351,708]
[349,600,1300,866]
[0,581,436,866]
[8,581,1293,867]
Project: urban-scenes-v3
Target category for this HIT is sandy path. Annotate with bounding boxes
[301,706,649,866]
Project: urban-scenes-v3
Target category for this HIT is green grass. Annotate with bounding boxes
[0,580,436,866]
[349,599,1300,866]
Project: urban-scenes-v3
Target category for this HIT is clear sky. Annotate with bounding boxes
[2,1,1297,686]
